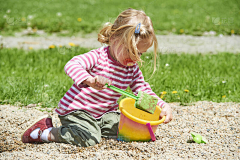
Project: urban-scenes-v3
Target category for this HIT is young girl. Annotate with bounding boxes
[22,8,172,147]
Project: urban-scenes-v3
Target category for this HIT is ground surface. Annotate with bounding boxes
[0,101,239,159]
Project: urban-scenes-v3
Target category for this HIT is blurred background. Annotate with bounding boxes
[0,0,239,108]
[1,0,239,36]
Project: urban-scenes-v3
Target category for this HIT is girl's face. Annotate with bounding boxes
[111,38,152,66]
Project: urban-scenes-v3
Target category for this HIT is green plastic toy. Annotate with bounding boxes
[191,132,208,144]
[105,84,157,114]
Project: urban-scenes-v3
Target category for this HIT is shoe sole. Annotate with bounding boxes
[21,114,52,142]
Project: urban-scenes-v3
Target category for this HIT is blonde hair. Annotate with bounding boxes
[98,8,158,72]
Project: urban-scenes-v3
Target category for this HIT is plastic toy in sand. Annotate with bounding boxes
[191,132,208,144]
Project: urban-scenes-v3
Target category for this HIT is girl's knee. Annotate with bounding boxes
[84,135,101,147]
[100,112,120,138]
[59,125,101,147]
[102,112,120,123]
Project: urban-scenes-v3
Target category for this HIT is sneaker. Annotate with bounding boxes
[21,115,53,143]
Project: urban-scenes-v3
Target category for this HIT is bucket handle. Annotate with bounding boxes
[146,123,156,141]
[119,105,166,125]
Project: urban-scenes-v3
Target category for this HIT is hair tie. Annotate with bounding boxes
[135,23,141,34]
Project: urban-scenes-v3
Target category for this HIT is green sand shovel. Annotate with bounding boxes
[105,84,158,114]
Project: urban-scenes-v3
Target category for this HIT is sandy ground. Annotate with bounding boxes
[0,101,239,159]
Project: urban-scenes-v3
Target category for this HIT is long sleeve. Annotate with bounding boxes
[129,66,166,108]
[56,46,131,118]
[64,50,99,86]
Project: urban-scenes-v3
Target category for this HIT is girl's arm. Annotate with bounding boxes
[130,66,173,123]
[64,49,99,86]
[129,66,166,108]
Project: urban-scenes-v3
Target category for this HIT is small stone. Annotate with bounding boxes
[183,128,189,133]
[207,129,210,132]
[229,147,235,152]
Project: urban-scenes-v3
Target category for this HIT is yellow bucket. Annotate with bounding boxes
[117,98,166,142]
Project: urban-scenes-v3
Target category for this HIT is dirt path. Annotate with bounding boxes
[1,101,239,159]
[1,32,240,54]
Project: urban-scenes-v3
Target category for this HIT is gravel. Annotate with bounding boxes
[1,31,240,54]
[1,101,239,159]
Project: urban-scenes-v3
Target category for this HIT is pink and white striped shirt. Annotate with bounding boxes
[55,46,166,118]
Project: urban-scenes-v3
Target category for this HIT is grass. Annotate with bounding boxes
[0,0,239,36]
[0,47,239,108]
[141,53,240,105]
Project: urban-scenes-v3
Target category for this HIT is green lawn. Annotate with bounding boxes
[0,47,239,108]
[1,0,239,36]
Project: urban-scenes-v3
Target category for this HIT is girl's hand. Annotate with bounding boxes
[159,104,173,124]
[83,76,112,90]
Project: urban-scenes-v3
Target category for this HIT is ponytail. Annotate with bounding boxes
[98,22,113,44]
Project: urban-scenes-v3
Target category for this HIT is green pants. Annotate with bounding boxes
[57,110,120,147]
